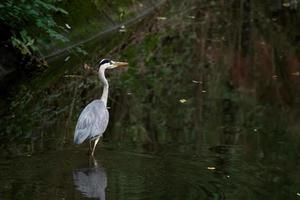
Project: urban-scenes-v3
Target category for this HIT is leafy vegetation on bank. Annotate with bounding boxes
[1,0,299,156]
[0,0,68,56]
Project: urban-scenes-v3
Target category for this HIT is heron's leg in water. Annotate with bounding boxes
[91,137,100,156]
[89,140,92,151]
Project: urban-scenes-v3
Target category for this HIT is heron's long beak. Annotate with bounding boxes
[114,61,128,68]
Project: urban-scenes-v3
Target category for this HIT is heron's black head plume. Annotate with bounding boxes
[99,59,111,66]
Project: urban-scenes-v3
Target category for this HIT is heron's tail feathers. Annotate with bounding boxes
[74,129,89,144]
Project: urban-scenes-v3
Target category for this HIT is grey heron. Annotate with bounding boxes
[74,59,128,156]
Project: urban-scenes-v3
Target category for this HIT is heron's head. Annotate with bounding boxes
[99,59,128,70]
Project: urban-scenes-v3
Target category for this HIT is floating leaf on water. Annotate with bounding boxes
[179,99,187,103]
[156,16,167,20]
[292,72,300,76]
[272,75,278,80]
[64,56,70,62]
[297,193,300,196]
[65,23,71,29]
[207,166,216,170]
[202,90,207,93]
[282,2,290,7]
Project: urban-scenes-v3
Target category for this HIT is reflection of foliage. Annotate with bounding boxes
[0,0,68,55]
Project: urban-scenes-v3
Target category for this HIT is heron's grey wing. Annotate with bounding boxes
[74,100,109,144]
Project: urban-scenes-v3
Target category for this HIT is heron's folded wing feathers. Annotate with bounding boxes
[74,100,109,144]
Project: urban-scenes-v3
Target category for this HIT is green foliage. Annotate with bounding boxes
[0,0,69,55]
[11,30,37,55]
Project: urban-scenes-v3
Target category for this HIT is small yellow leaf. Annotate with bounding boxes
[119,25,126,32]
[84,63,91,70]
[207,166,216,170]
[187,16,196,19]
[65,23,71,29]
[192,80,202,84]
[179,99,187,103]
[64,56,70,62]
[157,17,167,20]
[292,72,300,76]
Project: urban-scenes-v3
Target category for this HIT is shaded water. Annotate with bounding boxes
[1,0,300,199]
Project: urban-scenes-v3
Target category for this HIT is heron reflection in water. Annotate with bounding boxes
[74,59,128,155]
[73,157,107,200]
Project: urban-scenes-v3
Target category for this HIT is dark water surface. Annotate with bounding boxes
[1,0,300,199]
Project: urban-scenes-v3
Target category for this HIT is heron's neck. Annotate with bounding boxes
[99,67,109,107]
